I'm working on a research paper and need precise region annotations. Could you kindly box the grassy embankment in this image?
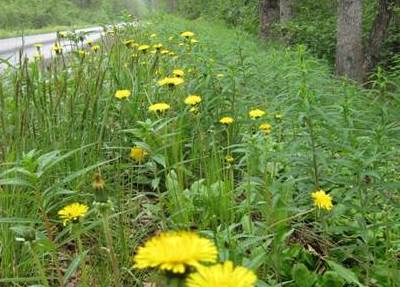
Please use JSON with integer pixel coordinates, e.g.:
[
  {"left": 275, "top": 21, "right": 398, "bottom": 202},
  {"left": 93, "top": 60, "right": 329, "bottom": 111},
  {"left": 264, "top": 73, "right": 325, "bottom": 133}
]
[{"left": 0, "top": 14, "right": 399, "bottom": 287}]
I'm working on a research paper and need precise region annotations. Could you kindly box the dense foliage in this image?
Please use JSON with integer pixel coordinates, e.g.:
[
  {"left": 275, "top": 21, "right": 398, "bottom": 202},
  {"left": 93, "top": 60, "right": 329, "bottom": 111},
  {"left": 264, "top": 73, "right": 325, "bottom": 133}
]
[
  {"left": 172, "top": 0, "right": 400, "bottom": 71},
  {"left": 0, "top": 14, "right": 399, "bottom": 286}
]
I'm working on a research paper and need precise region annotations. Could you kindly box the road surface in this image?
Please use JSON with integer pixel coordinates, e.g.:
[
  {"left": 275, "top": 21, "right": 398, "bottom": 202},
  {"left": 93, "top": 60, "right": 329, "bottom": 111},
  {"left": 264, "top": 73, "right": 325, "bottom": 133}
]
[{"left": 0, "top": 26, "right": 104, "bottom": 70}]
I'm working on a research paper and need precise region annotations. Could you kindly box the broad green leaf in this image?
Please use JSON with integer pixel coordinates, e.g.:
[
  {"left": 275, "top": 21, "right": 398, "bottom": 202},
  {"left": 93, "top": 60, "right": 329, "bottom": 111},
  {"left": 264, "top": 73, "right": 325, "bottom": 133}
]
[
  {"left": 327, "top": 260, "right": 365, "bottom": 287},
  {"left": 63, "top": 250, "right": 89, "bottom": 285}
]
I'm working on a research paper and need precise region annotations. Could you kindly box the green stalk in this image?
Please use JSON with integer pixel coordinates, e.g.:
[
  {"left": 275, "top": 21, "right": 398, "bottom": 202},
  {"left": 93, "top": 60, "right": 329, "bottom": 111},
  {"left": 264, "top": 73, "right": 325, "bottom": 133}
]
[
  {"left": 101, "top": 211, "right": 121, "bottom": 287},
  {"left": 28, "top": 242, "right": 49, "bottom": 287},
  {"left": 74, "top": 224, "right": 89, "bottom": 287}
]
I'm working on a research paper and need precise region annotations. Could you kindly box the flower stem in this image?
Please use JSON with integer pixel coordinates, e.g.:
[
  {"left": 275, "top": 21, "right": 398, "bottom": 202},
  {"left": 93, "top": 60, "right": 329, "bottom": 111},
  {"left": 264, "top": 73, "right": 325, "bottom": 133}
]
[
  {"left": 74, "top": 224, "right": 89, "bottom": 287},
  {"left": 102, "top": 211, "right": 121, "bottom": 287}
]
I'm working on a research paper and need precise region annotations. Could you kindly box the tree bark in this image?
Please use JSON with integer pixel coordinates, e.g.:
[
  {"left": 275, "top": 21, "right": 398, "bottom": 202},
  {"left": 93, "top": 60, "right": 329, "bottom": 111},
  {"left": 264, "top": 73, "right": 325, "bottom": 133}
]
[
  {"left": 364, "top": 0, "right": 397, "bottom": 74},
  {"left": 260, "top": 0, "right": 280, "bottom": 39},
  {"left": 280, "top": 0, "right": 293, "bottom": 23},
  {"left": 336, "top": 0, "right": 364, "bottom": 82},
  {"left": 168, "top": 0, "right": 177, "bottom": 12}
]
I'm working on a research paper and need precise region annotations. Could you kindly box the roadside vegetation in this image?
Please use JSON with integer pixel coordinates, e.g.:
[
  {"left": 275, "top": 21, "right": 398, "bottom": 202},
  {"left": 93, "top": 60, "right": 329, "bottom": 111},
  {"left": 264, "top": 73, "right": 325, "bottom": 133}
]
[
  {"left": 0, "top": 0, "right": 147, "bottom": 38},
  {"left": 0, "top": 12, "right": 400, "bottom": 287}
]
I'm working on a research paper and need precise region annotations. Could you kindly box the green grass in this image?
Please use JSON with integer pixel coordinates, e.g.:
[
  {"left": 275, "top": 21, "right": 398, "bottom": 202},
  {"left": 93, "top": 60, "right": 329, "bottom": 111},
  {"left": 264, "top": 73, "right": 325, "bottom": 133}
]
[{"left": 0, "top": 14, "right": 399, "bottom": 287}]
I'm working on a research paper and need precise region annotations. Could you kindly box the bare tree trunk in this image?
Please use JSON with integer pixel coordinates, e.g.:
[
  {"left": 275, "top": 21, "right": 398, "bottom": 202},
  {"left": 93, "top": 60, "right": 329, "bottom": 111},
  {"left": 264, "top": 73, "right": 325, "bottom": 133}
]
[
  {"left": 336, "top": 0, "right": 364, "bottom": 82},
  {"left": 364, "top": 0, "right": 397, "bottom": 73},
  {"left": 280, "top": 0, "right": 293, "bottom": 23},
  {"left": 168, "top": 0, "right": 177, "bottom": 12},
  {"left": 260, "top": 0, "right": 280, "bottom": 39}
]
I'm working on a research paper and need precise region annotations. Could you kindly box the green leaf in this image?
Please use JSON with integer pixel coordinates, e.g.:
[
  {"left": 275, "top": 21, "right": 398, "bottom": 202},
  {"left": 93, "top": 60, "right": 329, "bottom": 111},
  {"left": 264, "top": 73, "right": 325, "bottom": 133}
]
[
  {"left": 0, "top": 178, "right": 33, "bottom": 188},
  {"left": 327, "top": 260, "right": 365, "bottom": 287},
  {"left": 0, "top": 217, "right": 40, "bottom": 224},
  {"left": 320, "top": 271, "right": 345, "bottom": 287},
  {"left": 63, "top": 250, "right": 88, "bottom": 285},
  {"left": 292, "top": 263, "right": 317, "bottom": 287},
  {"left": 36, "top": 144, "right": 95, "bottom": 177}
]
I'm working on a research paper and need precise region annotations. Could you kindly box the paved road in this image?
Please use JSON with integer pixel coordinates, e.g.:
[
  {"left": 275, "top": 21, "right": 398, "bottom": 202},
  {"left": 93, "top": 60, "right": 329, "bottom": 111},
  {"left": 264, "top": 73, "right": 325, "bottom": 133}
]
[{"left": 0, "top": 26, "right": 104, "bottom": 70}]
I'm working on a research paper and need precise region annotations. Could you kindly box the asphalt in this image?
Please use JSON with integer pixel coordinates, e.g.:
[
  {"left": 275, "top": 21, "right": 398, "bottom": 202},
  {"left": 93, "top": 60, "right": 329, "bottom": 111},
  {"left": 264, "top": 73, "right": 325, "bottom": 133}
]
[{"left": 0, "top": 26, "right": 104, "bottom": 70}]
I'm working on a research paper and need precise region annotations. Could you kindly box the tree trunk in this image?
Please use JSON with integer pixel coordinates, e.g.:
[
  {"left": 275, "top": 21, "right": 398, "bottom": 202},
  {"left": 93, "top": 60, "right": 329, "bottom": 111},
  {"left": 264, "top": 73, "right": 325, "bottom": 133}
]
[
  {"left": 280, "top": 0, "right": 293, "bottom": 23},
  {"left": 336, "top": 0, "right": 364, "bottom": 82},
  {"left": 168, "top": 0, "right": 177, "bottom": 12},
  {"left": 364, "top": 0, "right": 396, "bottom": 74},
  {"left": 260, "top": 0, "right": 280, "bottom": 39}
]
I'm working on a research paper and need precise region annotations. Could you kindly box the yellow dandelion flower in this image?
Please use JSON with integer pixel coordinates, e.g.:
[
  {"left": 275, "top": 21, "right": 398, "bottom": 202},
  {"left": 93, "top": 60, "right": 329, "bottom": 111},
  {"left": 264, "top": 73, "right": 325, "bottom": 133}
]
[
  {"left": 91, "top": 45, "right": 100, "bottom": 53},
  {"left": 185, "top": 95, "right": 202, "bottom": 106},
  {"left": 114, "top": 90, "right": 131, "bottom": 100},
  {"left": 249, "top": 109, "right": 266, "bottom": 120},
  {"left": 138, "top": 45, "right": 151, "bottom": 52},
  {"left": 149, "top": 102, "right": 171, "bottom": 113},
  {"left": 158, "top": 77, "right": 184, "bottom": 87},
  {"left": 190, "top": 106, "right": 199, "bottom": 114},
  {"left": 34, "top": 53, "right": 43, "bottom": 61},
  {"left": 77, "top": 50, "right": 88, "bottom": 59},
  {"left": 173, "top": 69, "right": 185, "bottom": 78},
  {"left": 181, "top": 31, "right": 195, "bottom": 38},
  {"left": 52, "top": 43, "right": 63, "bottom": 55},
  {"left": 186, "top": 261, "right": 257, "bottom": 287},
  {"left": 130, "top": 147, "right": 149, "bottom": 162},
  {"left": 311, "top": 190, "right": 333, "bottom": 211},
  {"left": 219, "top": 117, "right": 234, "bottom": 125},
  {"left": 59, "top": 31, "right": 68, "bottom": 38},
  {"left": 153, "top": 43, "right": 163, "bottom": 50},
  {"left": 86, "top": 40, "right": 94, "bottom": 47},
  {"left": 225, "top": 155, "right": 234, "bottom": 163},
  {"left": 123, "top": 39, "right": 135, "bottom": 48},
  {"left": 133, "top": 231, "right": 218, "bottom": 274},
  {"left": 259, "top": 123, "right": 272, "bottom": 135},
  {"left": 58, "top": 203, "right": 89, "bottom": 226}
]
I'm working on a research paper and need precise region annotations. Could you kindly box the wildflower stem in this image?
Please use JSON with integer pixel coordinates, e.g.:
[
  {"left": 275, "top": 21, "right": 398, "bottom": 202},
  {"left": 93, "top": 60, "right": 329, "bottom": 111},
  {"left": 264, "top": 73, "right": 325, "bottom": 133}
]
[
  {"left": 75, "top": 224, "right": 89, "bottom": 287},
  {"left": 305, "top": 117, "right": 320, "bottom": 189},
  {"left": 101, "top": 211, "right": 121, "bottom": 287}
]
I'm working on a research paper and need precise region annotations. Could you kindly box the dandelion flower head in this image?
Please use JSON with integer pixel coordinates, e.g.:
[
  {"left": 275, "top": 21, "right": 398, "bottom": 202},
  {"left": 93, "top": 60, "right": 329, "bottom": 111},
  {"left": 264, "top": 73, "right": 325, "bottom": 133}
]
[
  {"left": 219, "top": 117, "right": 234, "bottom": 125},
  {"left": 186, "top": 261, "right": 257, "bottom": 287},
  {"left": 114, "top": 90, "right": 131, "bottom": 100},
  {"left": 58, "top": 203, "right": 89, "bottom": 226},
  {"left": 249, "top": 109, "right": 266, "bottom": 120},
  {"left": 149, "top": 102, "right": 171, "bottom": 113},
  {"left": 185, "top": 95, "right": 202, "bottom": 106},
  {"left": 133, "top": 231, "right": 218, "bottom": 274},
  {"left": 158, "top": 77, "right": 185, "bottom": 87},
  {"left": 312, "top": 189, "right": 333, "bottom": 211},
  {"left": 181, "top": 31, "right": 195, "bottom": 38},
  {"left": 130, "top": 147, "right": 149, "bottom": 162}
]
